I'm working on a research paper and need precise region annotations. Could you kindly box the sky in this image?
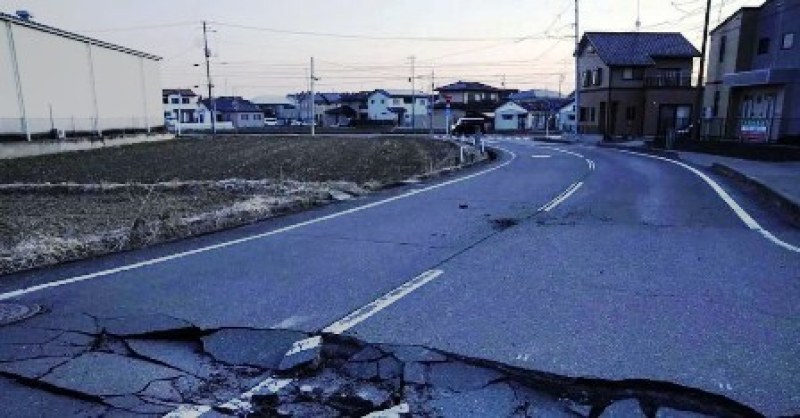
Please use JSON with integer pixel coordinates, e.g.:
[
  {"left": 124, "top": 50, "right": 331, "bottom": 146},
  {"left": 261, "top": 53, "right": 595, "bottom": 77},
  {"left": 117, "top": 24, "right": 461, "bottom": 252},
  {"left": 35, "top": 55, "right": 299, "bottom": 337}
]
[{"left": 2, "top": 0, "right": 764, "bottom": 100}]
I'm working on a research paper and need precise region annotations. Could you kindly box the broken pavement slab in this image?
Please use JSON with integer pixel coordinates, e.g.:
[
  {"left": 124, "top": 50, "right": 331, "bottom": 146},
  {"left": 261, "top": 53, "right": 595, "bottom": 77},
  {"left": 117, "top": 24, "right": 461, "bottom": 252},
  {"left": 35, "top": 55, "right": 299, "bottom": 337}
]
[
  {"left": 100, "top": 313, "right": 197, "bottom": 337},
  {"left": 40, "top": 352, "right": 185, "bottom": 396},
  {"left": 202, "top": 328, "right": 307, "bottom": 369}
]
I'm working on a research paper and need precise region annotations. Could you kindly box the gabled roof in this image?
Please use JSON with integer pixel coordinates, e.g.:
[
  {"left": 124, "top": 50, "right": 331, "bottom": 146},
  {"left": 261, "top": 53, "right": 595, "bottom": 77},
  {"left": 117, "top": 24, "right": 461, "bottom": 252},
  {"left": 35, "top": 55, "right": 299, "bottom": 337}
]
[
  {"left": 371, "top": 89, "right": 429, "bottom": 98},
  {"left": 199, "top": 96, "right": 261, "bottom": 113},
  {"left": 339, "top": 91, "right": 371, "bottom": 102},
  {"left": 578, "top": 32, "right": 700, "bottom": 66},
  {"left": 163, "top": 89, "right": 197, "bottom": 97},
  {"left": 435, "top": 81, "right": 502, "bottom": 92}
]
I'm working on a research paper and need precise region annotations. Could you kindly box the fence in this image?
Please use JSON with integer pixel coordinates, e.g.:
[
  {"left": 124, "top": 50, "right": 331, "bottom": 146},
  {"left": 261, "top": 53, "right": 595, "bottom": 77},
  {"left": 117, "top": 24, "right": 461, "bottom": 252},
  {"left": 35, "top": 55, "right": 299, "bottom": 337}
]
[{"left": 0, "top": 117, "right": 165, "bottom": 141}]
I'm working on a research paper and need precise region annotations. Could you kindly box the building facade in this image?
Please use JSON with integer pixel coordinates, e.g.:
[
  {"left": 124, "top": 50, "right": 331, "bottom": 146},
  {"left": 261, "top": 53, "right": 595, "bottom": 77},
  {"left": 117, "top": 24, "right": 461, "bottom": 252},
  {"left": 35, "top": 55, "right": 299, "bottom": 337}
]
[
  {"left": 575, "top": 32, "right": 700, "bottom": 139},
  {"left": 198, "top": 97, "right": 264, "bottom": 129},
  {"left": 704, "top": 0, "right": 799, "bottom": 143},
  {"left": 162, "top": 89, "right": 199, "bottom": 124},
  {"left": 0, "top": 12, "right": 163, "bottom": 139},
  {"left": 367, "top": 90, "right": 430, "bottom": 127}
]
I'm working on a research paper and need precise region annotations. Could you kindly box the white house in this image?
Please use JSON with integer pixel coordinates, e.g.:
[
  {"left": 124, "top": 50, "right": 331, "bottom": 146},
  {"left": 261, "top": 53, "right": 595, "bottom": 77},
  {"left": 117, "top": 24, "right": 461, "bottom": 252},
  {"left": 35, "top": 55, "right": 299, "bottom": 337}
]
[
  {"left": 557, "top": 100, "right": 576, "bottom": 133},
  {"left": 162, "top": 89, "right": 199, "bottom": 123},
  {"left": 0, "top": 12, "right": 162, "bottom": 139},
  {"left": 494, "top": 102, "right": 530, "bottom": 131},
  {"left": 367, "top": 89, "right": 430, "bottom": 127}
]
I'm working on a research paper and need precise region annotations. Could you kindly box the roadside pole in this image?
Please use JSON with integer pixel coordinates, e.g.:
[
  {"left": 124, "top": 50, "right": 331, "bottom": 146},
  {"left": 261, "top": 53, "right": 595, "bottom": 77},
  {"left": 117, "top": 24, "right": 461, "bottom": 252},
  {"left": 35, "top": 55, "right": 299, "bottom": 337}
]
[
  {"left": 310, "top": 57, "right": 315, "bottom": 137},
  {"left": 409, "top": 55, "right": 416, "bottom": 131},
  {"left": 429, "top": 68, "right": 435, "bottom": 137},
  {"left": 176, "top": 92, "right": 182, "bottom": 137},
  {"left": 202, "top": 21, "right": 216, "bottom": 137},
  {"left": 445, "top": 95, "right": 451, "bottom": 138},
  {"left": 692, "top": 0, "right": 712, "bottom": 141},
  {"left": 574, "top": 0, "right": 581, "bottom": 142}
]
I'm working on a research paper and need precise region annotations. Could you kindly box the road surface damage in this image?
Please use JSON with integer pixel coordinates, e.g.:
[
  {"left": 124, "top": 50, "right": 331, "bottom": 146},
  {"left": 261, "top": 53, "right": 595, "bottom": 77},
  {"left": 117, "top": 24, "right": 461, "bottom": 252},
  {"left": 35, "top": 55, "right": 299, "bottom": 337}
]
[{"left": 0, "top": 312, "right": 760, "bottom": 417}]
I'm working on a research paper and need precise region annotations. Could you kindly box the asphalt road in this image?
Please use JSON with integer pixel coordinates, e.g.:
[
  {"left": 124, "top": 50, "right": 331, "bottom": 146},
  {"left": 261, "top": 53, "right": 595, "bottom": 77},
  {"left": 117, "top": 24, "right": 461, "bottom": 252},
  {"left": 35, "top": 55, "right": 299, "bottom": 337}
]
[{"left": 1, "top": 138, "right": 798, "bottom": 416}]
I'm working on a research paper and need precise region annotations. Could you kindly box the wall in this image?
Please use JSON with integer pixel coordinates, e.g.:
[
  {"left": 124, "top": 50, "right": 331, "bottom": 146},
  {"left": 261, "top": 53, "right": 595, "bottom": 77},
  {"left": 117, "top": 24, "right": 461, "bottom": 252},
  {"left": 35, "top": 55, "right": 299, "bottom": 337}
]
[
  {"left": 367, "top": 92, "right": 396, "bottom": 121},
  {"left": 0, "top": 17, "right": 162, "bottom": 137}
]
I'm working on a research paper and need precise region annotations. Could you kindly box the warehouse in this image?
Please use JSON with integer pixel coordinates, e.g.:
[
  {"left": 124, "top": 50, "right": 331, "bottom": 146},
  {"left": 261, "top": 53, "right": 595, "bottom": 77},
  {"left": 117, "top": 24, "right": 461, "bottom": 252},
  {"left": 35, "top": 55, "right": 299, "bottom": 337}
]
[{"left": 0, "top": 12, "right": 163, "bottom": 140}]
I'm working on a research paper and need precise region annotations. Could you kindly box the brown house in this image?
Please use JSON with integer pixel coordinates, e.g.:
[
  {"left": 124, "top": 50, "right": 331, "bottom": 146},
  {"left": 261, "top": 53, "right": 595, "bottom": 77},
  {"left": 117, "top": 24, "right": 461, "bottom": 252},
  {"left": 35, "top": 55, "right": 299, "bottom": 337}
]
[{"left": 575, "top": 32, "right": 701, "bottom": 139}]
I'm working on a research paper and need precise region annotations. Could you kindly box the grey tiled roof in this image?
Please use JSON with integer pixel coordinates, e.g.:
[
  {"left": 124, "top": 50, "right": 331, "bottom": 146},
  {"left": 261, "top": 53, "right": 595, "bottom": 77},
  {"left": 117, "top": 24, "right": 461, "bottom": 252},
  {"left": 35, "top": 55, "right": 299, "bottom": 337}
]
[
  {"left": 435, "top": 81, "right": 502, "bottom": 92},
  {"left": 582, "top": 32, "right": 700, "bottom": 66}
]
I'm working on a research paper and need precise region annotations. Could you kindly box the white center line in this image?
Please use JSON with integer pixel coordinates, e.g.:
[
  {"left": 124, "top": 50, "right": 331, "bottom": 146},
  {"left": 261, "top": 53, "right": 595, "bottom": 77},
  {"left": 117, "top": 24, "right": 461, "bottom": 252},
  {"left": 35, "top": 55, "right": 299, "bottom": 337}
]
[
  {"left": 531, "top": 154, "right": 552, "bottom": 158},
  {"left": 322, "top": 269, "right": 445, "bottom": 334}
]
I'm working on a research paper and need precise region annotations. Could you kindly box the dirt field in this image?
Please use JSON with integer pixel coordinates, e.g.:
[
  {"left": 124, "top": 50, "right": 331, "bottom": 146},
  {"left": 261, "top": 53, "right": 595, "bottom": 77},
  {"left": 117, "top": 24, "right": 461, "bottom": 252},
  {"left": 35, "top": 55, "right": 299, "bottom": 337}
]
[{"left": 0, "top": 136, "right": 470, "bottom": 275}]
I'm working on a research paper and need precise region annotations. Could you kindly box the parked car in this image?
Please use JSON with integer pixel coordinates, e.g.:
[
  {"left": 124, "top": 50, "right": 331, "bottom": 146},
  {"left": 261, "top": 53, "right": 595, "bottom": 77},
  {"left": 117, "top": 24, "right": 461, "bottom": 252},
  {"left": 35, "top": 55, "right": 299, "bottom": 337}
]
[
  {"left": 451, "top": 118, "right": 486, "bottom": 135},
  {"left": 264, "top": 118, "right": 279, "bottom": 126}
]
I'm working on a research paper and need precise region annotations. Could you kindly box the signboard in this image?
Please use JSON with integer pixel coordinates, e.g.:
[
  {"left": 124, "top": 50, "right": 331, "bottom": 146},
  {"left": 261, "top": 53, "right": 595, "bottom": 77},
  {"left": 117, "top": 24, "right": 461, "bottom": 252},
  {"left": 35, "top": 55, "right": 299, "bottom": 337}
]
[{"left": 739, "top": 119, "right": 769, "bottom": 143}]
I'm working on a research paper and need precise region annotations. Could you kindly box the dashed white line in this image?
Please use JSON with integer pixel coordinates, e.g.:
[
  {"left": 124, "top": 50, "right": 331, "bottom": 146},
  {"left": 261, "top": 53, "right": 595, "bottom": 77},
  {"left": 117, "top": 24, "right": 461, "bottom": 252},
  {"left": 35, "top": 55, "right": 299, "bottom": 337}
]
[
  {"left": 322, "top": 269, "right": 445, "bottom": 334},
  {"left": 0, "top": 148, "right": 516, "bottom": 302},
  {"left": 618, "top": 149, "right": 800, "bottom": 253},
  {"left": 531, "top": 154, "right": 552, "bottom": 158}
]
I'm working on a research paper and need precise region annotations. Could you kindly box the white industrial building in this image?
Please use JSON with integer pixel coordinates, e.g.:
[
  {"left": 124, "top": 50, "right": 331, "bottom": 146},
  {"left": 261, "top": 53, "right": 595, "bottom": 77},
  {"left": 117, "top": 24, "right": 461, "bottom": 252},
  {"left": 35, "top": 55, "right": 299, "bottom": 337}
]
[{"left": 0, "top": 12, "right": 163, "bottom": 140}]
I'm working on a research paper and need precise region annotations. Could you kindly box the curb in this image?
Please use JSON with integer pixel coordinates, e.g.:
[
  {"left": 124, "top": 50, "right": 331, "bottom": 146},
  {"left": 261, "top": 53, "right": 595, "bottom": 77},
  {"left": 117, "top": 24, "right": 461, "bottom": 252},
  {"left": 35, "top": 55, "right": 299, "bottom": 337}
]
[{"left": 711, "top": 163, "right": 800, "bottom": 226}]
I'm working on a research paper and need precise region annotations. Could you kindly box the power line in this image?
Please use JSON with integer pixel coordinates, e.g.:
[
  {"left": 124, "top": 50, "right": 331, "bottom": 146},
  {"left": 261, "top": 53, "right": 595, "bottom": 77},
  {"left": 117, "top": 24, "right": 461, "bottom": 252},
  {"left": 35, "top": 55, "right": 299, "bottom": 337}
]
[{"left": 73, "top": 21, "right": 197, "bottom": 33}]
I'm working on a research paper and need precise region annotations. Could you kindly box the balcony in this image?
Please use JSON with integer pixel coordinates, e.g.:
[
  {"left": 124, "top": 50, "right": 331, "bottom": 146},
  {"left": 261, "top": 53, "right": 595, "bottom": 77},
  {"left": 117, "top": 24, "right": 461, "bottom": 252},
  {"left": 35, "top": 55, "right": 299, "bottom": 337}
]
[{"left": 644, "top": 74, "right": 693, "bottom": 88}]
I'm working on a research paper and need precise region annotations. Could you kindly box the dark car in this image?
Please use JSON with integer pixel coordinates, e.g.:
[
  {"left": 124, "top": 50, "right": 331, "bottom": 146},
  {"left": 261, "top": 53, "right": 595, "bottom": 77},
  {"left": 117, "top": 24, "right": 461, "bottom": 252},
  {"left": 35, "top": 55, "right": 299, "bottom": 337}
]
[{"left": 451, "top": 118, "right": 486, "bottom": 136}]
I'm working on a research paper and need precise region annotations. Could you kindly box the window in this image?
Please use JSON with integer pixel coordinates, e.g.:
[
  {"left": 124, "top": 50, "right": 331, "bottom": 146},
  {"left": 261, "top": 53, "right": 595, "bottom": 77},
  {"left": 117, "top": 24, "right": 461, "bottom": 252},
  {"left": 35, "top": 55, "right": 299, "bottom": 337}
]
[
  {"left": 394, "top": 98, "right": 402, "bottom": 105},
  {"left": 241, "top": 114, "right": 249, "bottom": 120},
  {"left": 594, "top": 68, "right": 603, "bottom": 86},
  {"left": 254, "top": 114, "right": 262, "bottom": 120},
  {"left": 182, "top": 98, "right": 190, "bottom": 104},
  {"left": 582, "top": 70, "right": 591, "bottom": 87},
  {"left": 403, "top": 97, "right": 412, "bottom": 104},
  {"left": 502, "top": 114, "right": 514, "bottom": 120},
  {"left": 712, "top": 91, "right": 720, "bottom": 117},
  {"left": 380, "top": 99, "right": 385, "bottom": 104},
  {"left": 782, "top": 33, "right": 794, "bottom": 49},
  {"left": 171, "top": 98, "right": 179, "bottom": 104},
  {"left": 589, "top": 107, "right": 596, "bottom": 122},
  {"left": 579, "top": 107, "right": 588, "bottom": 122},
  {"left": 370, "top": 99, "right": 375, "bottom": 104},
  {"left": 622, "top": 68, "right": 634, "bottom": 80},
  {"left": 162, "top": 97, "right": 168, "bottom": 104},
  {"left": 757, "top": 37, "right": 770, "bottom": 54},
  {"left": 625, "top": 106, "right": 636, "bottom": 121},
  {"left": 718, "top": 36, "right": 727, "bottom": 62}
]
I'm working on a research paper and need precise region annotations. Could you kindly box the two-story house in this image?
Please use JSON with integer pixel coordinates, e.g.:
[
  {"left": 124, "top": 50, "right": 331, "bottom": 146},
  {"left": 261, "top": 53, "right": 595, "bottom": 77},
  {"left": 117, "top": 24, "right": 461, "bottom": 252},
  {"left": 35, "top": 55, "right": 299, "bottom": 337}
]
[
  {"left": 575, "top": 32, "right": 700, "bottom": 139},
  {"left": 430, "top": 81, "right": 516, "bottom": 131},
  {"left": 704, "top": 0, "right": 799, "bottom": 143},
  {"left": 162, "top": 89, "right": 199, "bottom": 124},
  {"left": 198, "top": 96, "right": 264, "bottom": 129},
  {"left": 367, "top": 90, "right": 430, "bottom": 127}
]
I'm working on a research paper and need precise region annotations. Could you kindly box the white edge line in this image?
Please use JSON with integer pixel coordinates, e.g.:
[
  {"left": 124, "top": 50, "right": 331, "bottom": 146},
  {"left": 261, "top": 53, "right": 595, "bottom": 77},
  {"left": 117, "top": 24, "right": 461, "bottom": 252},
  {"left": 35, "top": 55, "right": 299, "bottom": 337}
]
[
  {"left": 321, "top": 269, "right": 444, "bottom": 335},
  {"left": 215, "top": 377, "right": 294, "bottom": 414},
  {"left": 0, "top": 149, "right": 517, "bottom": 301},
  {"left": 618, "top": 149, "right": 800, "bottom": 253}
]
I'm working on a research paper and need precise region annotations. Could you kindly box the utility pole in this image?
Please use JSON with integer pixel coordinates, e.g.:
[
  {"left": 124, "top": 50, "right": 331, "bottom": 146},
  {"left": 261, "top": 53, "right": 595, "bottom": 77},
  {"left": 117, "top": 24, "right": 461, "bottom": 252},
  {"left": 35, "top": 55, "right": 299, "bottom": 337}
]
[
  {"left": 574, "top": 0, "right": 581, "bottom": 138},
  {"left": 430, "top": 67, "right": 435, "bottom": 136},
  {"left": 310, "top": 56, "right": 316, "bottom": 137},
  {"left": 501, "top": 74, "right": 506, "bottom": 88},
  {"left": 692, "top": 0, "right": 712, "bottom": 141},
  {"left": 558, "top": 73, "right": 565, "bottom": 97},
  {"left": 202, "top": 21, "right": 216, "bottom": 136},
  {"left": 409, "top": 55, "right": 416, "bottom": 130}
]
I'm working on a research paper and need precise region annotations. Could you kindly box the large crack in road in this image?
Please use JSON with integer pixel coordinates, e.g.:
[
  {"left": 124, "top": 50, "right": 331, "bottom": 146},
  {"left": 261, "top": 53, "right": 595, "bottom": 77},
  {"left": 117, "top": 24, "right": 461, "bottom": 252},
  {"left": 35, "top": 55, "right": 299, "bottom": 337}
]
[{"left": 0, "top": 311, "right": 761, "bottom": 417}]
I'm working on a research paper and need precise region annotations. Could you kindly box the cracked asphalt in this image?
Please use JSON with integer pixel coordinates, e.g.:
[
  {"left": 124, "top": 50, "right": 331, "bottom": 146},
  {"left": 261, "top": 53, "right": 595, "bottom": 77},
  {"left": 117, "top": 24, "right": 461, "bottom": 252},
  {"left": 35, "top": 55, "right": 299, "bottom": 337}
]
[{"left": 0, "top": 138, "right": 798, "bottom": 417}]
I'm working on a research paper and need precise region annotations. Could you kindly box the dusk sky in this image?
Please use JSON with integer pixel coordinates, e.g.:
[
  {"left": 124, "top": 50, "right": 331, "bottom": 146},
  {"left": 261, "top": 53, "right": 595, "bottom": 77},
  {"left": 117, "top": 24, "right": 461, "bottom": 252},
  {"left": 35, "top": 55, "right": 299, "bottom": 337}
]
[{"left": 3, "top": 0, "right": 761, "bottom": 99}]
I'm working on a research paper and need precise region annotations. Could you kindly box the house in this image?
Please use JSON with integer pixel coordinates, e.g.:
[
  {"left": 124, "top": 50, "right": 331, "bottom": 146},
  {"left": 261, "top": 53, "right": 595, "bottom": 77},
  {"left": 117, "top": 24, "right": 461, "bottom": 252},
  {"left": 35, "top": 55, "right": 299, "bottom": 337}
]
[
  {"left": 575, "top": 32, "right": 700, "bottom": 139},
  {"left": 493, "top": 98, "right": 573, "bottom": 132},
  {"left": 198, "top": 96, "right": 264, "bottom": 129},
  {"left": 288, "top": 92, "right": 343, "bottom": 126},
  {"left": 367, "top": 90, "right": 430, "bottom": 127},
  {"left": 324, "top": 91, "right": 370, "bottom": 126},
  {"left": 0, "top": 12, "right": 162, "bottom": 139},
  {"left": 703, "top": 0, "right": 799, "bottom": 143},
  {"left": 434, "top": 81, "right": 516, "bottom": 105},
  {"left": 162, "top": 89, "right": 199, "bottom": 124},
  {"left": 557, "top": 100, "right": 576, "bottom": 133},
  {"left": 494, "top": 102, "right": 530, "bottom": 131},
  {"left": 251, "top": 96, "right": 298, "bottom": 124}
]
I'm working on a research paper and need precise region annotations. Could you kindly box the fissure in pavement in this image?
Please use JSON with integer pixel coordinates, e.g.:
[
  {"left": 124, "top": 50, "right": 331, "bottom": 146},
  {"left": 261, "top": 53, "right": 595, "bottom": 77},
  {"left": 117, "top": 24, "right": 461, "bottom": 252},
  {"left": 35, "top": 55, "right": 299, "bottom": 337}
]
[{"left": 0, "top": 312, "right": 762, "bottom": 417}]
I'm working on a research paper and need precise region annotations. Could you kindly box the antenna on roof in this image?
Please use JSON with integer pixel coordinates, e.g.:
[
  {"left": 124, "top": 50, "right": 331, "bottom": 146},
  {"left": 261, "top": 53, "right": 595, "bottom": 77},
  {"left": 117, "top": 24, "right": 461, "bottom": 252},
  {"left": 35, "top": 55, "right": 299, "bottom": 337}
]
[
  {"left": 15, "top": 10, "right": 33, "bottom": 21},
  {"left": 635, "top": 0, "right": 641, "bottom": 31}
]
